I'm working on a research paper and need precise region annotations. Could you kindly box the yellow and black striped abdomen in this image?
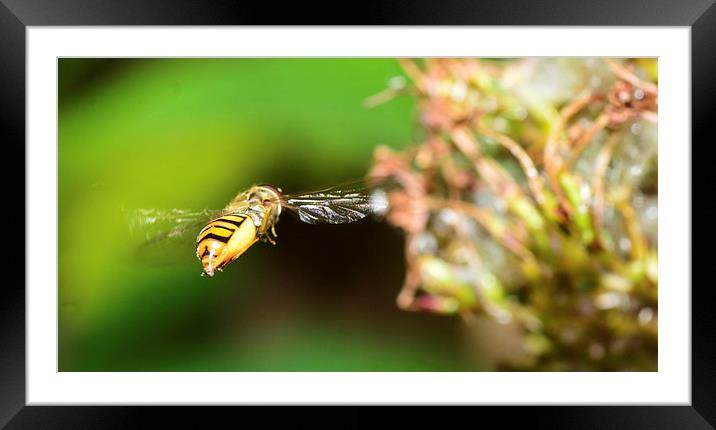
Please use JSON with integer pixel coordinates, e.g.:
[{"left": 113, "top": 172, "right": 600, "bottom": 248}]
[{"left": 196, "top": 213, "right": 258, "bottom": 277}]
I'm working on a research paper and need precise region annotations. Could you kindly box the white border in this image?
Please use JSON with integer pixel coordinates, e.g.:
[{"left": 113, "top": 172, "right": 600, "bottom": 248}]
[{"left": 28, "top": 27, "right": 690, "bottom": 404}]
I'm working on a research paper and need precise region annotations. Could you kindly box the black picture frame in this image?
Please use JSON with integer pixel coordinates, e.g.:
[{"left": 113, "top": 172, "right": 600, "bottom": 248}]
[{"left": 2, "top": 0, "right": 713, "bottom": 427}]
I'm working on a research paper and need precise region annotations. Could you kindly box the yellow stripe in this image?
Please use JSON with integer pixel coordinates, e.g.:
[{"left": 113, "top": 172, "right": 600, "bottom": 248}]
[
  {"left": 197, "top": 229, "right": 225, "bottom": 241},
  {"left": 197, "top": 225, "right": 234, "bottom": 242},
  {"left": 213, "top": 220, "right": 243, "bottom": 231},
  {"left": 208, "top": 225, "right": 234, "bottom": 236},
  {"left": 220, "top": 214, "right": 246, "bottom": 223}
]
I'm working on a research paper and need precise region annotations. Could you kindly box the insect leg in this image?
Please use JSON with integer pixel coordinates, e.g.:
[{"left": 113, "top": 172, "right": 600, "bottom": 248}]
[{"left": 259, "top": 228, "right": 278, "bottom": 245}]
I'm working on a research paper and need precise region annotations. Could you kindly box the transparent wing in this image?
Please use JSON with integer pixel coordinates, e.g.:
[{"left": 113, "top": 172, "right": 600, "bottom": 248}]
[
  {"left": 283, "top": 178, "right": 396, "bottom": 225},
  {"left": 124, "top": 208, "right": 222, "bottom": 266}
]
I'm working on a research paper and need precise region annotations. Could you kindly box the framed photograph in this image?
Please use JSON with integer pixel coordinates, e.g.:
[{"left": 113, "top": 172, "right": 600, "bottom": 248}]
[{"left": 3, "top": 0, "right": 714, "bottom": 426}]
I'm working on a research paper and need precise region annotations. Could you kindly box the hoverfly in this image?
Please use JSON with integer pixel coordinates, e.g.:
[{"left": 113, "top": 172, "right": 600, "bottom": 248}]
[{"left": 127, "top": 179, "right": 392, "bottom": 277}]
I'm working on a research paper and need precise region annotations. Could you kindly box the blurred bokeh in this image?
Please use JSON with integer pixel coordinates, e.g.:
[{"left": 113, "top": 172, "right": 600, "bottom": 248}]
[
  {"left": 367, "top": 58, "right": 657, "bottom": 371},
  {"left": 59, "top": 58, "right": 657, "bottom": 372},
  {"left": 59, "top": 58, "right": 474, "bottom": 371}
]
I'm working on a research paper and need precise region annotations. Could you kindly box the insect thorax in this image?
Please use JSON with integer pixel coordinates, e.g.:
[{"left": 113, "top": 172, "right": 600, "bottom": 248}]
[{"left": 226, "top": 185, "right": 282, "bottom": 237}]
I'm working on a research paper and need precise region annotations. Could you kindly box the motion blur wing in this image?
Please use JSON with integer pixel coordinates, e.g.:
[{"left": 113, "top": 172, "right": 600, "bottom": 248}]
[
  {"left": 283, "top": 179, "right": 393, "bottom": 225},
  {"left": 124, "top": 208, "right": 222, "bottom": 265}
]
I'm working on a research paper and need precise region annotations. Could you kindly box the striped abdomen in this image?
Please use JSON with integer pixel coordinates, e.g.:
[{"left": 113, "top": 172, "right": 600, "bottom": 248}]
[{"left": 196, "top": 213, "right": 258, "bottom": 277}]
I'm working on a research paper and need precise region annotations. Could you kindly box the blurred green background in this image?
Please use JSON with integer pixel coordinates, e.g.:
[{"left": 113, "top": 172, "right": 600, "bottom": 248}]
[{"left": 59, "top": 58, "right": 478, "bottom": 371}]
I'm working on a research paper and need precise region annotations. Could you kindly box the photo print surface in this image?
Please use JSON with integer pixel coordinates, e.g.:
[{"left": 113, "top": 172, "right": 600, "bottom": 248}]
[{"left": 58, "top": 58, "right": 658, "bottom": 372}]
